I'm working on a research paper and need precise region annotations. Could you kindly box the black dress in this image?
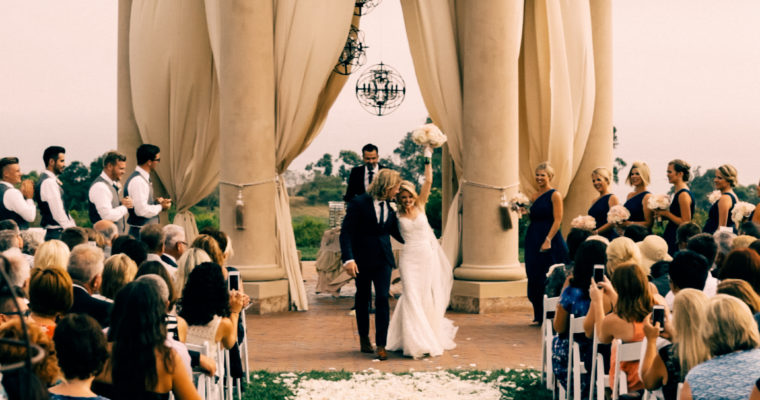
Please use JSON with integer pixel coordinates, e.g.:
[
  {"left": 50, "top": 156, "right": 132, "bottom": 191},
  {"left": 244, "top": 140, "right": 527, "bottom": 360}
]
[
  {"left": 525, "top": 189, "right": 569, "bottom": 322},
  {"left": 703, "top": 192, "right": 737, "bottom": 234},
  {"left": 623, "top": 191, "right": 650, "bottom": 229},
  {"left": 663, "top": 188, "right": 694, "bottom": 255},
  {"left": 588, "top": 193, "right": 618, "bottom": 241}
]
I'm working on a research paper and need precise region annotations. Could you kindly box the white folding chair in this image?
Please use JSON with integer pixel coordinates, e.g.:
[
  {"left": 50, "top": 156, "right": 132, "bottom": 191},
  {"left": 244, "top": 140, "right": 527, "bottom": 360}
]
[
  {"left": 611, "top": 339, "right": 649, "bottom": 400},
  {"left": 240, "top": 307, "right": 250, "bottom": 384},
  {"left": 564, "top": 315, "right": 588, "bottom": 400},
  {"left": 222, "top": 347, "right": 233, "bottom": 400},
  {"left": 185, "top": 341, "right": 223, "bottom": 400},
  {"left": 588, "top": 329, "right": 609, "bottom": 400},
  {"left": 541, "top": 295, "right": 560, "bottom": 391}
]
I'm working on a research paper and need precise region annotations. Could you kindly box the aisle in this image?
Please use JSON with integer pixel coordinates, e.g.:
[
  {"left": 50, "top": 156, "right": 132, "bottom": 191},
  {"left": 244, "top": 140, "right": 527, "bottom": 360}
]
[{"left": 244, "top": 261, "right": 541, "bottom": 372}]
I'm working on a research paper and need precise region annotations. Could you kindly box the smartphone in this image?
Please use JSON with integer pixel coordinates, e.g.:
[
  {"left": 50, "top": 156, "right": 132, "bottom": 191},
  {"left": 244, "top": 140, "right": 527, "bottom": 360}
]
[
  {"left": 652, "top": 305, "right": 665, "bottom": 331},
  {"left": 593, "top": 264, "right": 605, "bottom": 284},
  {"left": 228, "top": 270, "right": 240, "bottom": 291}
]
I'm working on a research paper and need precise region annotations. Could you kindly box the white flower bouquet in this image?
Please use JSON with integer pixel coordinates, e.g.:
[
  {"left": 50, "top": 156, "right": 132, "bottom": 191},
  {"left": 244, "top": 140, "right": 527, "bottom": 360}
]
[
  {"left": 732, "top": 201, "right": 755, "bottom": 227},
  {"left": 607, "top": 205, "right": 631, "bottom": 225},
  {"left": 647, "top": 193, "right": 670, "bottom": 222},
  {"left": 411, "top": 123, "right": 447, "bottom": 148},
  {"left": 571, "top": 215, "right": 597, "bottom": 231},
  {"left": 707, "top": 190, "right": 722, "bottom": 205},
  {"left": 508, "top": 192, "right": 531, "bottom": 218}
]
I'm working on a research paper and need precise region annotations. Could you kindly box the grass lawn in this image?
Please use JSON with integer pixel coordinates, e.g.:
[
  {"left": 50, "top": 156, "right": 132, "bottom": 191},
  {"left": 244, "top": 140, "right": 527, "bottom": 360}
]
[{"left": 242, "top": 369, "right": 551, "bottom": 400}]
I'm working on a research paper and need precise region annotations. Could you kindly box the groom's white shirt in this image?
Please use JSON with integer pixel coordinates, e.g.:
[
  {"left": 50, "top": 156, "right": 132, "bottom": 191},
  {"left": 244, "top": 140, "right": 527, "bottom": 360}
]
[{"left": 343, "top": 197, "right": 390, "bottom": 266}]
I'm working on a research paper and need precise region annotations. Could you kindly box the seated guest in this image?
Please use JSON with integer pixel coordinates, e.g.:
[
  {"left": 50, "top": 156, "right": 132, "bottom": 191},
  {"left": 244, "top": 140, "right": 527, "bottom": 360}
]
[
  {"left": 686, "top": 233, "right": 719, "bottom": 273},
  {"left": 665, "top": 250, "right": 712, "bottom": 308},
  {"left": 649, "top": 260, "right": 671, "bottom": 297},
  {"left": 751, "top": 239, "right": 760, "bottom": 257},
  {"left": 640, "top": 289, "right": 710, "bottom": 400},
  {"left": 0, "top": 224, "right": 21, "bottom": 252},
  {"left": 34, "top": 239, "right": 70, "bottom": 270},
  {"left": 93, "top": 220, "right": 118, "bottom": 257},
  {"left": 161, "top": 224, "right": 186, "bottom": 268},
  {"left": 135, "top": 275, "right": 190, "bottom": 369},
  {"left": 718, "top": 279, "right": 760, "bottom": 328},
  {"left": 111, "top": 236, "right": 148, "bottom": 266},
  {"left": 0, "top": 319, "right": 61, "bottom": 387},
  {"left": 61, "top": 227, "right": 88, "bottom": 251},
  {"left": 683, "top": 295, "right": 760, "bottom": 400},
  {"left": 173, "top": 248, "right": 211, "bottom": 296},
  {"left": 623, "top": 224, "right": 648, "bottom": 243},
  {"left": 675, "top": 222, "right": 701, "bottom": 252},
  {"left": 719, "top": 248, "right": 760, "bottom": 295},
  {"left": 190, "top": 234, "right": 225, "bottom": 267},
  {"left": 740, "top": 221, "right": 760, "bottom": 239},
  {"left": 101, "top": 279, "right": 200, "bottom": 400},
  {"left": 29, "top": 267, "right": 73, "bottom": 338},
  {"left": 732, "top": 234, "right": 756, "bottom": 250},
  {"left": 713, "top": 229, "right": 736, "bottom": 275},
  {"left": 99, "top": 254, "right": 138, "bottom": 301},
  {"left": 137, "top": 261, "right": 179, "bottom": 314},
  {"left": 67, "top": 244, "right": 112, "bottom": 327},
  {"left": 606, "top": 237, "right": 642, "bottom": 276},
  {"left": 0, "top": 283, "right": 28, "bottom": 324},
  {"left": 84, "top": 227, "right": 106, "bottom": 250},
  {"left": 637, "top": 235, "right": 672, "bottom": 277},
  {"left": 2, "top": 247, "right": 31, "bottom": 292},
  {"left": 20, "top": 228, "right": 41, "bottom": 257},
  {"left": 48, "top": 314, "right": 109, "bottom": 400},
  {"left": 140, "top": 224, "right": 174, "bottom": 276}
]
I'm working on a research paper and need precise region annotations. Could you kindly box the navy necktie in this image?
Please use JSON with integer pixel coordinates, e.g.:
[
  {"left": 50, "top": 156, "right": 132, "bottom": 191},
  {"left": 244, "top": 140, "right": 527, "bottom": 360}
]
[
  {"left": 379, "top": 201, "right": 385, "bottom": 225},
  {"left": 368, "top": 168, "right": 374, "bottom": 184}
]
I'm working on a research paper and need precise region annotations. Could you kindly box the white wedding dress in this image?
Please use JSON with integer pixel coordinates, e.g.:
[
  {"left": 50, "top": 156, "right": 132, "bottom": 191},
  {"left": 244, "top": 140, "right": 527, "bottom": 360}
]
[{"left": 386, "top": 210, "right": 458, "bottom": 358}]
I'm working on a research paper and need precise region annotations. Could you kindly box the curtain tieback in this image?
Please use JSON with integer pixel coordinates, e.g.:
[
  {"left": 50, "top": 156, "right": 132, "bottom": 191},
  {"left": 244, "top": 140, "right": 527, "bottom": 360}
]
[
  {"left": 220, "top": 177, "right": 279, "bottom": 230},
  {"left": 461, "top": 179, "right": 521, "bottom": 231}
]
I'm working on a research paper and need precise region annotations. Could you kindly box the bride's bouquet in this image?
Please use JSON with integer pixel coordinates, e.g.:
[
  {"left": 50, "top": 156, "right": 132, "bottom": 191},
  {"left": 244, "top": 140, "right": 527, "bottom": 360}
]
[
  {"left": 607, "top": 205, "right": 630, "bottom": 225},
  {"left": 707, "top": 190, "right": 722, "bottom": 205},
  {"left": 508, "top": 192, "right": 531, "bottom": 219},
  {"left": 571, "top": 215, "right": 597, "bottom": 231},
  {"left": 732, "top": 201, "right": 755, "bottom": 227},
  {"left": 647, "top": 194, "right": 670, "bottom": 223},
  {"left": 411, "top": 123, "right": 447, "bottom": 148}
]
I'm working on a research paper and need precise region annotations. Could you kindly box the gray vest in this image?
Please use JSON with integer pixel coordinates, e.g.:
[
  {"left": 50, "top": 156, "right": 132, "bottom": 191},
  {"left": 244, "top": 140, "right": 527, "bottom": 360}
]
[
  {"left": 88, "top": 175, "right": 125, "bottom": 233},
  {"left": 124, "top": 170, "right": 158, "bottom": 227}
]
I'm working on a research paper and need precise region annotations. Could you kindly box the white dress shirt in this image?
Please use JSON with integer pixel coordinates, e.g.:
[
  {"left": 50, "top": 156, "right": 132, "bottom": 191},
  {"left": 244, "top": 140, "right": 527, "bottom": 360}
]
[
  {"left": 128, "top": 166, "right": 162, "bottom": 219},
  {"left": 39, "top": 170, "right": 75, "bottom": 228},
  {"left": 1, "top": 181, "right": 36, "bottom": 222},
  {"left": 373, "top": 199, "right": 389, "bottom": 224},
  {"left": 146, "top": 253, "right": 177, "bottom": 277},
  {"left": 89, "top": 172, "right": 128, "bottom": 222},
  {"left": 364, "top": 165, "right": 379, "bottom": 191}
]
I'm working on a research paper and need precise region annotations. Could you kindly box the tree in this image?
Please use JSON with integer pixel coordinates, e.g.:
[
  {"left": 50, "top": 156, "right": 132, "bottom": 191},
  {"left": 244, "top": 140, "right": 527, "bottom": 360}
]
[
  {"left": 58, "top": 161, "right": 91, "bottom": 212},
  {"left": 337, "top": 150, "right": 361, "bottom": 181},
  {"left": 306, "top": 153, "right": 333, "bottom": 176},
  {"left": 296, "top": 173, "right": 345, "bottom": 205},
  {"left": 612, "top": 126, "right": 627, "bottom": 184}
]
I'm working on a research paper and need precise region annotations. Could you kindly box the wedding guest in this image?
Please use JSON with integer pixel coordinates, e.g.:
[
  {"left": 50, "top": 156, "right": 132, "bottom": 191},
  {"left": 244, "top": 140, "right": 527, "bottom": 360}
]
[
  {"left": 640, "top": 289, "right": 710, "bottom": 400},
  {"left": 588, "top": 167, "right": 619, "bottom": 240},
  {"left": 732, "top": 234, "right": 756, "bottom": 250},
  {"left": 657, "top": 160, "right": 694, "bottom": 255},
  {"left": 675, "top": 222, "right": 701, "bottom": 251},
  {"left": 99, "top": 254, "right": 138, "bottom": 301},
  {"left": 344, "top": 143, "right": 383, "bottom": 202},
  {"left": 140, "top": 224, "right": 174, "bottom": 276},
  {"left": 190, "top": 234, "right": 225, "bottom": 269},
  {"left": 752, "top": 177, "right": 760, "bottom": 225},
  {"left": 60, "top": 226, "right": 87, "bottom": 251},
  {"left": 111, "top": 236, "right": 148, "bottom": 266},
  {"left": 0, "top": 319, "right": 61, "bottom": 386},
  {"left": 48, "top": 314, "right": 109, "bottom": 400},
  {"left": 88, "top": 151, "right": 132, "bottom": 234},
  {"left": 637, "top": 235, "right": 672, "bottom": 278},
  {"left": 93, "top": 220, "right": 118, "bottom": 257},
  {"left": 2, "top": 248, "right": 31, "bottom": 292},
  {"left": 35, "top": 146, "right": 75, "bottom": 240},
  {"left": 605, "top": 237, "right": 641, "bottom": 277},
  {"left": 20, "top": 229, "right": 41, "bottom": 258},
  {"left": 682, "top": 295, "right": 760, "bottom": 400},
  {"left": 84, "top": 227, "right": 106, "bottom": 249},
  {"left": 28, "top": 266, "right": 73, "bottom": 338},
  {"left": 718, "top": 248, "right": 760, "bottom": 295},
  {"left": 173, "top": 248, "right": 211, "bottom": 297},
  {"left": 622, "top": 161, "right": 653, "bottom": 231},
  {"left": 161, "top": 224, "right": 186, "bottom": 268},
  {"left": 703, "top": 164, "right": 739, "bottom": 234},
  {"left": 124, "top": 144, "right": 171, "bottom": 238},
  {"left": 717, "top": 279, "right": 760, "bottom": 328},
  {"left": 0, "top": 157, "right": 36, "bottom": 230},
  {"left": 68, "top": 244, "right": 112, "bottom": 328},
  {"left": 623, "top": 224, "right": 648, "bottom": 243},
  {"left": 739, "top": 221, "right": 760, "bottom": 238},
  {"left": 524, "top": 162, "right": 569, "bottom": 323},
  {"left": 664, "top": 250, "right": 712, "bottom": 309}
]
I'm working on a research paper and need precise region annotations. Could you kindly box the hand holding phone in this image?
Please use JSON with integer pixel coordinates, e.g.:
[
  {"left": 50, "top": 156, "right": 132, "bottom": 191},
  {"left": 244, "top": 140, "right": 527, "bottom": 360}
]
[
  {"left": 593, "top": 264, "right": 605, "bottom": 286},
  {"left": 228, "top": 271, "right": 240, "bottom": 291},
  {"left": 652, "top": 305, "right": 665, "bottom": 332}
]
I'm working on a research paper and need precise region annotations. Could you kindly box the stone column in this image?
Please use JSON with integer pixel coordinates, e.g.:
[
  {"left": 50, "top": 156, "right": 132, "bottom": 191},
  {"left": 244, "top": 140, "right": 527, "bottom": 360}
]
[
  {"left": 562, "top": 0, "right": 613, "bottom": 234},
  {"left": 450, "top": 0, "right": 527, "bottom": 313},
  {"left": 216, "top": 0, "right": 288, "bottom": 313},
  {"left": 117, "top": 0, "right": 141, "bottom": 181}
]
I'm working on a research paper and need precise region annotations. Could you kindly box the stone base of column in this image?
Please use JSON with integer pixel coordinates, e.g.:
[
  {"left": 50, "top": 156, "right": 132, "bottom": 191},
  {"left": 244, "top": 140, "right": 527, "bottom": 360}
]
[
  {"left": 242, "top": 279, "right": 289, "bottom": 314},
  {"left": 449, "top": 279, "right": 528, "bottom": 314}
]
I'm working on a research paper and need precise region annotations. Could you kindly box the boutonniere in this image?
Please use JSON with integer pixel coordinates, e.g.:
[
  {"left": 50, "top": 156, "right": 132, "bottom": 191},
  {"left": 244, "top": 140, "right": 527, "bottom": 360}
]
[{"left": 388, "top": 201, "right": 398, "bottom": 212}]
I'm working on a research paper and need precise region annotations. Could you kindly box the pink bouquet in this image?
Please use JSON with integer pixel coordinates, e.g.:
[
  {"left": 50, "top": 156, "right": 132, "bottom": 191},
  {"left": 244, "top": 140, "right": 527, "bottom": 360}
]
[
  {"left": 571, "top": 215, "right": 597, "bottom": 231},
  {"left": 607, "top": 205, "right": 630, "bottom": 225}
]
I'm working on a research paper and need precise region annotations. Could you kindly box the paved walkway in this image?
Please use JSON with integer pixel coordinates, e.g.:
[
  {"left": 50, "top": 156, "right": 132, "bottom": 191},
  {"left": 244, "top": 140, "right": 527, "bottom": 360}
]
[{"left": 244, "top": 262, "right": 542, "bottom": 372}]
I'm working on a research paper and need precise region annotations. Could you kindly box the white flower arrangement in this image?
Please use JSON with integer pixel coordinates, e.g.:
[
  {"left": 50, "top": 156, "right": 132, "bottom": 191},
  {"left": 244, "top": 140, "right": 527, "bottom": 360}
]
[
  {"left": 707, "top": 190, "right": 722, "bottom": 205},
  {"left": 571, "top": 215, "right": 597, "bottom": 231},
  {"left": 647, "top": 193, "right": 670, "bottom": 223},
  {"left": 508, "top": 192, "right": 531, "bottom": 218},
  {"left": 411, "top": 123, "right": 448, "bottom": 148},
  {"left": 732, "top": 201, "right": 755, "bottom": 227},
  {"left": 607, "top": 205, "right": 631, "bottom": 225}
]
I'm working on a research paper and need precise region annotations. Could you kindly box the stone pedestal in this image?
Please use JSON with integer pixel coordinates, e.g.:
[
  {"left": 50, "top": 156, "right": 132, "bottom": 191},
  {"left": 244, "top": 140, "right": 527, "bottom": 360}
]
[
  {"left": 450, "top": 279, "right": 528, "bottom": 314},
  {"left": 243, "top": 280, "right": 290, "bottom": 314}
]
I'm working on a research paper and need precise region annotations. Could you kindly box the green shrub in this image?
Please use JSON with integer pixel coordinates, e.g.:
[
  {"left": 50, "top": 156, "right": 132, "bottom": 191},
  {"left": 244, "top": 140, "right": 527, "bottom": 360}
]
[{"left": 293, "top": 215, "right": 328, "bottom": 248}]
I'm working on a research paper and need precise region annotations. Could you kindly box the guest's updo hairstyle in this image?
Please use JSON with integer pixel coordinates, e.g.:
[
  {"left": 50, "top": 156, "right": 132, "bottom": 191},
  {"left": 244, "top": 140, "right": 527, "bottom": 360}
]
[
  {"left": 717, "top": 164, "right": 738, "bottom": 187},
  {"left": 625, "top": 161, "right": 651, "bottom": 187},
  {"left": 669, "top": 159, "right": 691, "bottom": 182},
  {"left": 535, "top": 161, "right": 555, "bottom": 181},
  {"left": 591, "top": 167, "right": 612, "bottom": 184}
]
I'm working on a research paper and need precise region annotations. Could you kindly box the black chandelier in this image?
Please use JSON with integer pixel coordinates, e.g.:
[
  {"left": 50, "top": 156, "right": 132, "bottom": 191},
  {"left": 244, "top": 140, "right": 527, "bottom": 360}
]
[
  {"left": 334, "top": 25, "right": 368, "bottom": 76},
  {"left": 355, "top": 62, "right": 406, "bottom": 116},
  {"left": 354, "top": 0, "right": 382, "bottom": 16}
]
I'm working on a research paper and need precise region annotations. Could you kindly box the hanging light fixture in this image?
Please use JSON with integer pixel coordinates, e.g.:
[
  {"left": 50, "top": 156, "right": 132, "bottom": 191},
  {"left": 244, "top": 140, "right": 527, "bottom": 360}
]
[
  {"left": 355, "top": 62, "right": 406, "bottom": 116},
  {"left": 354, "top": 0, "right": 382, "bottom": 16},
  {"left": 334, "top": 25, "right": 368, "bottom": 76}
]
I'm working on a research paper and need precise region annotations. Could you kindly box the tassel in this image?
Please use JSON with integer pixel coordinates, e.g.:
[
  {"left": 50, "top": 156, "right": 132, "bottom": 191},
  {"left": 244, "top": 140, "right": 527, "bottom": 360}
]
[
  {"left": 500, "top": 193, "right": 512, "bottom": 231},
  {"left": 235, "top": 189, "right": 245, "bottom": 230}
]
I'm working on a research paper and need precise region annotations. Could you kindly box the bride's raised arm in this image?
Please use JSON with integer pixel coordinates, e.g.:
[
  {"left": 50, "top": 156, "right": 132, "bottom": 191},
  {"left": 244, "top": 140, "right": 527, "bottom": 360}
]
[{"left": 417, "top": 147, "right": 434, "bottom": 208}]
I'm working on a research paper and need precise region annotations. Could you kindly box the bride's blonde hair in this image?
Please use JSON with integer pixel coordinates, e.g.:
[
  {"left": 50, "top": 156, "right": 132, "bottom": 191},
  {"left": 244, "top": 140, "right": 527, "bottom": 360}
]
[{"left": 396, "top": 181, "right": 418, "bottom": 213}]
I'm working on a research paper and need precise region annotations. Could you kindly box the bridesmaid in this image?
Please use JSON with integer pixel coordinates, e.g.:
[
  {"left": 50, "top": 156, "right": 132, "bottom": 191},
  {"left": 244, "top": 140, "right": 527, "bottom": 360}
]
[
  {"left": 703, "top": 164, "right": 739, "bottom": 234},
  {"left": 622, "top": 161, "right": 654, "bottom": 232},
  {"left": 588, "top": 167, "right": 620, "bottom": 240},
  {"left": 752, "top": 178, "right": 760, "bottom": 225},
  {"left": 524, "top": 162, "right": 569, "bottom": 324},
  {"left": 658, "top": 159, "right": 694, "bottom": 255}
]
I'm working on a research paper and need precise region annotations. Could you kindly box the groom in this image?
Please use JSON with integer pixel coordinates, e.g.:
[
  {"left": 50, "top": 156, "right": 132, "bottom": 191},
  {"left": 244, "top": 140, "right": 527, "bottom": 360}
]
[{"left": 340, "top": 168, "right": 404, "bottom": 360}]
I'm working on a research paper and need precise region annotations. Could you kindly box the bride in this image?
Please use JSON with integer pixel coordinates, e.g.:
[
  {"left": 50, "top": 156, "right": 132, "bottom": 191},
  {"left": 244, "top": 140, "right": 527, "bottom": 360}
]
[{"left": 386, "top": 145, "right": 458, "bottom": 358}]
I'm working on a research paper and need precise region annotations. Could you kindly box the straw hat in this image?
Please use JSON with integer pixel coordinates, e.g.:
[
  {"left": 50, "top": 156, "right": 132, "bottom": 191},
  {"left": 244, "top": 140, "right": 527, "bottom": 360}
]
[{"left": 637, "top": 235, "right": 673, "bottom": 274}]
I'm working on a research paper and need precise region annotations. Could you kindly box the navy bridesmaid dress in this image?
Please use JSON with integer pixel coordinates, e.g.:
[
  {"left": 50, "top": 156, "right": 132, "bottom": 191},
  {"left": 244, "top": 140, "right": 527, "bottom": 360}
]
[
  {"left": 663, "top": 188, "right": 694, "bottom": 255},
  {"left": 588, "top": 193, "right": 618, "bottom": 241},
  {"left": 703, "top": 192, "right": 737, "bottom": 234},
  {"left": 525, "top": 189, "right": 569, "bottom": 322},
  {"left": 623, "top": 191, "right": 650, "bottom": 229}
]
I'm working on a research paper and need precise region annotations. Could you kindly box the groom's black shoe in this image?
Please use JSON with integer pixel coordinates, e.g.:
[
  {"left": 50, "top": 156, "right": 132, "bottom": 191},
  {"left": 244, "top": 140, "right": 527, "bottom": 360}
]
[
  {"left": 376, "top": 346, "right": 388, "bottom": 361},
  {"left": 360, "top": 336, "right": 374, "bottom": 353}
]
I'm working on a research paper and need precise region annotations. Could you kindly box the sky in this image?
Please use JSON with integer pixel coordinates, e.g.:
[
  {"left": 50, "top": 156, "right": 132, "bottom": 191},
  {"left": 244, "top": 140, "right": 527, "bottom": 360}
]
[{"left": 1, "top": 0, "right": 760, "bottom": 198}]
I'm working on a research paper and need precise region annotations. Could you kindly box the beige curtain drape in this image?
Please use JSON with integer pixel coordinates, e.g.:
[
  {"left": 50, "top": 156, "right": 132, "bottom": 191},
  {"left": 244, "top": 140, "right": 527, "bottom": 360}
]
[
  {"left": 129, "top": 0, "right": 220, "bottom": 242},
  {"left": 401, "top": 0, "right": 465, "bottom": 266},
  {"left": 519, "top": 0, "right": 596, "bottom": 199}
]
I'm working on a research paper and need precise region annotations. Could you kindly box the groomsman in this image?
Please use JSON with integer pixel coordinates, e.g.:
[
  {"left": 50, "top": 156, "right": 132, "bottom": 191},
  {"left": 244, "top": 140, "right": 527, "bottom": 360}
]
[
  {"left": 35, "top": 146, "right": 75, "bottom": 240},
  {"left": 0, "top": 158, "right": 35, "bottom": 230},
  {"left": 343, "top": 144, "right": 384, "bottom": 203},
  {"left": 124, "top": 144, "right": 171, "bottom": 238},
  {"left": 88, "top": 151, "right": 133, "bottom": 234}
]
